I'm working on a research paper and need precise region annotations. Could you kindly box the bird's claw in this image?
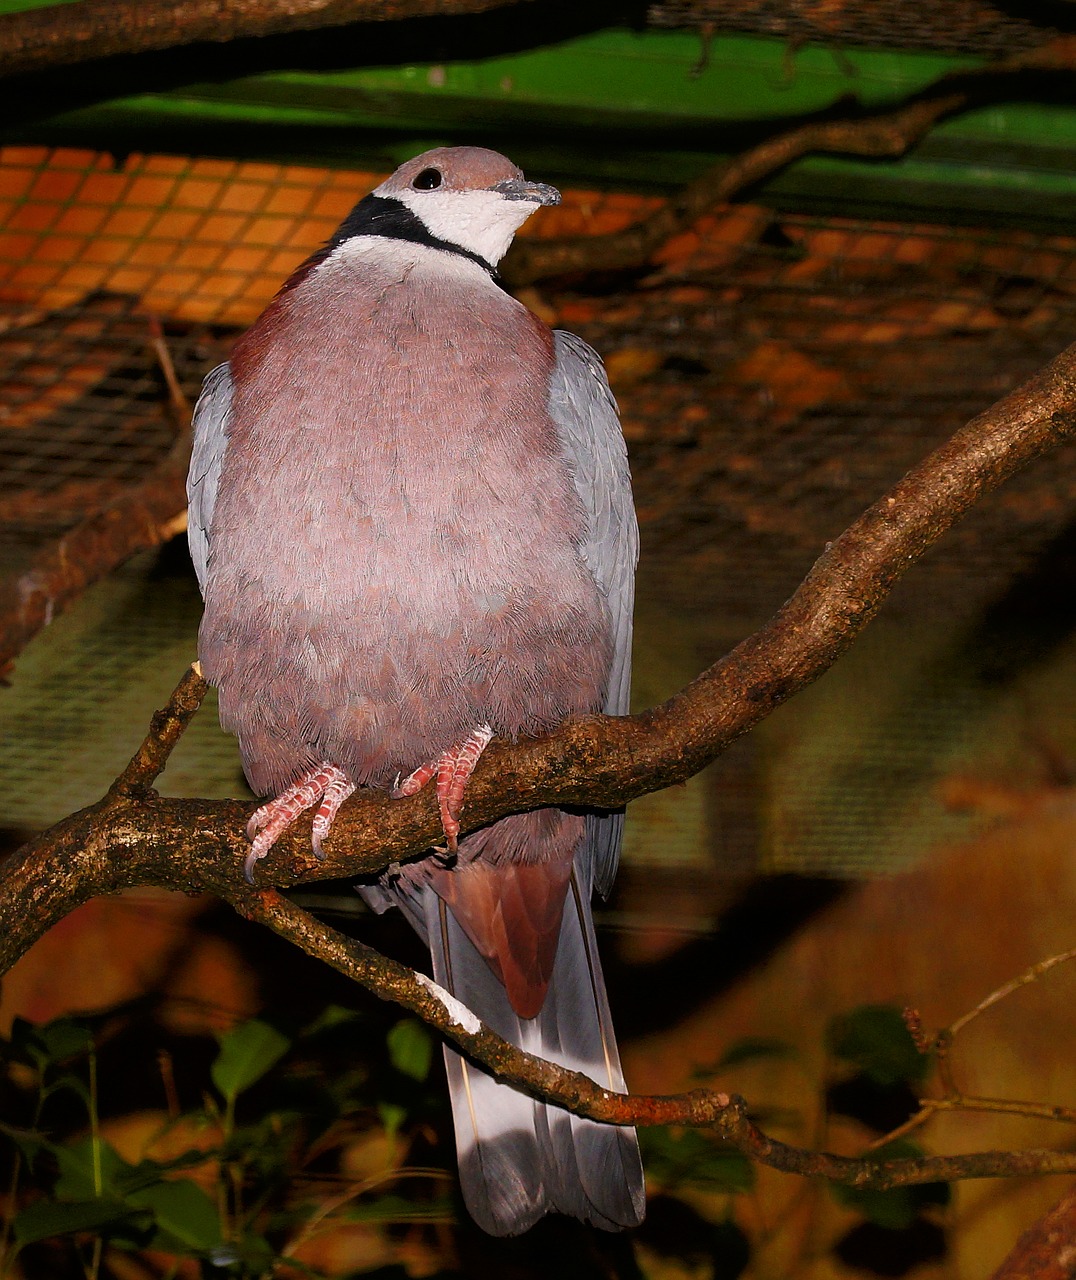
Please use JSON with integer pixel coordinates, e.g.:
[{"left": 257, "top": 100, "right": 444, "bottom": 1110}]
[
  {"left": 242, "top": 762, "right": 353, "bottom": 882},
  {"left": 393, "top": 724, "right": 493, "bottom": 853},
  {"left": 243, "top": 847, "right": 263, "bottom": 885}
]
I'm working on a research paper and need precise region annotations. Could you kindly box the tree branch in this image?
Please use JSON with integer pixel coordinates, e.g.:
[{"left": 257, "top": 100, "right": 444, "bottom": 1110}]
[
  {"left": 237, "top": 886, "right": 1076, "bottom": 1190},
  {"left": 504, "top": 37, "right": 1076, "bottom": 285},
  {"left": 0, "top": 0, "right": 532, "bottom": 79},
  {"left": 991, "top": 1186, "right": 1076, "bottom": 1280},
  {"left": 871, "top": 953, "right": 1076, "bottom": 1147},
  {"left": 3, "top": 338, "right": 1076, "bottom": 974}
]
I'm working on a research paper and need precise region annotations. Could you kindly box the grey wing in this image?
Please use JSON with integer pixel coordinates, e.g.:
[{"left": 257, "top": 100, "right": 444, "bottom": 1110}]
[
  {"left": 186, "top": 362, "right": 234, "bottom": 597},
  {"left": 549, "top": 330, "right": 639, "bottom": 896}
]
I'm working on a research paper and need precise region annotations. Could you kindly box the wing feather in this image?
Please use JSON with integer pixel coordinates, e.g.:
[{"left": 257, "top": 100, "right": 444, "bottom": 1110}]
[
  {"left": 548, "top": 330, "right": 638, "bottom": 895},
  {"left": 186, "top": 361, "right": 234, "bottom": 596}
]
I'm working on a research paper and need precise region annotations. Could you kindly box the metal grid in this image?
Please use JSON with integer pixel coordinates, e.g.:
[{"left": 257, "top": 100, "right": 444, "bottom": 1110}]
[
  {"left": 569, "top": 208, "right": 1076, "bottom": 630},
  {"left": 0, "top": 149, "right": 361, "bottom": 328},
  {"left": 0, "top": 147, "right": 651, "bottom": 329},
  {"left": 0, "top": 551, "right": 247, "bottom": 837},
  {"left": 1, "top": 147, "right": 1076, "bottom": 880},
  {"left": 648, "top": 0, "right": 1063, "bottom": 55},
  {"left": 0, "top": 294, "right": 217, "bottom": 583}
]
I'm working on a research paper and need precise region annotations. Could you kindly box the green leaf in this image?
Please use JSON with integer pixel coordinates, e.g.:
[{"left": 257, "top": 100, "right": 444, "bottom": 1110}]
[
  {"left": 831, "top": 1141, "right": 950, "bottom": 1228},
  {"left": 128, "top": 1179, "right": 222, "bottom": 1251},
  {"left": 211, "top": 1018, "right": 291, "bottom": 1102},
  {"left": 387, "top": 1019, "right": 433, "bottom": 1082},
  {"left": 827, "top": 1005, "right": 930, "bottom": 1086},
  {"left": 345, "top": 1193, "right": 455, "bottom": 1223},
  {"left": 13, "top": 1197, "right": 150, "bottom": 1244},
  {"left": 303, "top": 1004, "right": 363, "bottom": 1036},
  {"left": 25, "top": 1017, "right": 94, "bottom": 1070},
  {"left": 378, "top": 1102, "right": 407, "bottom": 1138},
  {"left": 54, "top": 1138, "right": 129, "bottom": 1201},
  {"left": 639, "top": 1128, "right": 754, "bottom": 1192}
]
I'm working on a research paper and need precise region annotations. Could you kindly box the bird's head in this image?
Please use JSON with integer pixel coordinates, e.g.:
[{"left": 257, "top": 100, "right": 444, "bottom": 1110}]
[{"left": 369, "top": 146, "right": 561, "bottom": 269}]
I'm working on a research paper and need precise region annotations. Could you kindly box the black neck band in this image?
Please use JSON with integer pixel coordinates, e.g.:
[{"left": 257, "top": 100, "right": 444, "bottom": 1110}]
[{"left": 330, "top": 194, "right": 498, "bottom": 278}]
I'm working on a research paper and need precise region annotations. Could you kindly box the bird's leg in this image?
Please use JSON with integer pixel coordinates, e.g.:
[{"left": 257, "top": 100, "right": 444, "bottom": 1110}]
[
  {"left": 245, "top": 762, "right": 352, "bottom": 884},
  {"left": 393, "top": 724, "right": 493, "bottom": 853},
  {"left": 393, "top": 758, "right": 439, "bottom": 797},
  {"left": 437, "top": 724, "right": 494, "bottom": 851},
  {"left": 312, "top": 771, "right": 356, "bottom": 860}
]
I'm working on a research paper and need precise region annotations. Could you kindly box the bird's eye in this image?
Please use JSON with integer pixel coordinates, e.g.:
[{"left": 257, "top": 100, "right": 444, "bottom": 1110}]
[{"left": 412, "top": 168, "right": 443, "bottom": 191}]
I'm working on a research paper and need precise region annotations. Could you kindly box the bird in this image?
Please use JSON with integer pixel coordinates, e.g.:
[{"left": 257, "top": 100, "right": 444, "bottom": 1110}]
[{"left": 186, "top": 146, "right": 644, "bottom": 1236}]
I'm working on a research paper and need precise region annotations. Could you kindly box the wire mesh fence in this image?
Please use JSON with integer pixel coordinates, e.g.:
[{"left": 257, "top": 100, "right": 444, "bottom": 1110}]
[
  {"left": 648, "top": 0, "right": 1063, "bottom": 55},
  {"left": 2, "top": 144, "right": 1076, "bottom": 881}
]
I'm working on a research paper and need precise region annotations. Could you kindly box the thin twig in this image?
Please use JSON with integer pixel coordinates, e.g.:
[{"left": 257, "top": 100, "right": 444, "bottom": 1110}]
[
  {"left": 108, "top": 662, "right": 207, "bottom": 798},
  {"left": 279, "top": 1167, "right": 454, "bottom": 1264},
  {"left": 869, "top": 1095, "right": 1076, "bottom": 1155},
  {"left": 865, "top": 1106, "right": 936, "bottom": 1151},
  {"left": 927, "top": 1097, "right": 1076, "bottom": 1126},
  {"left": 949, "top": 947, "right": 1076, "bottom": 1039},
  {"left": 147, "top": 315, "right": 191, "bottom": 424},
  {"left": 868, "top": 950, "right": 1076, "bottom": 1152}
]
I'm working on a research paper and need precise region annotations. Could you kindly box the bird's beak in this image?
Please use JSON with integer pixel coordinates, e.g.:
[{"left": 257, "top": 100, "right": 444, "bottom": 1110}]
[{"left": 493, "top": 178, "right": 562, "bottom": 206}]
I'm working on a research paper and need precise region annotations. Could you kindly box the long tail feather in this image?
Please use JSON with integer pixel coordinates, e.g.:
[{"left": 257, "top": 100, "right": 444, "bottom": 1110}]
[{"left": 422, "top": 857, "right": 645, "bottom": 1236}]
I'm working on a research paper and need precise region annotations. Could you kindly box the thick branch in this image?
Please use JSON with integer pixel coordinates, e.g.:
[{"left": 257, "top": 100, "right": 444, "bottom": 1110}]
[
  {"left": 2, "top": 338, "right": 1076, "bottom": 972},
  {"left": 991, "top": 1187, "right": 1076, "bottom": 1280},
  {"left": 0, "top": 0, "right": 531, "bottom": 78},
  {"left": 2, "top": 339, "right": 1076, "bottom": 1197}
]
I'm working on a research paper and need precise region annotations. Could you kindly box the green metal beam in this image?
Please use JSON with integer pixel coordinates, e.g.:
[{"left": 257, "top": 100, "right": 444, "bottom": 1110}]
[
  {"left": 19, "top": 30, "right": 980, "bottom": 146},
  {"left": 189, "top": 31, "right": 976, "bottom": 127}
]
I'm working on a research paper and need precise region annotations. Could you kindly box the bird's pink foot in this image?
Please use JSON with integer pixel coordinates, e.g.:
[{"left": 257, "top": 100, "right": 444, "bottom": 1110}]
[
  {"left": 311, "top": 770, "right": 357, "bottom": 859},
  {"left": 393, "top": 724, "right": 493, "bottom": 853},
  {"left": 245, "top": 762, "right": 354, "bottom": 883}
]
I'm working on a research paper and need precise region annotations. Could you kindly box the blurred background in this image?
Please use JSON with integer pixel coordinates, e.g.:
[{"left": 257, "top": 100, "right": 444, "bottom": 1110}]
[{"left": 3, "top": 2, "right": 1076, "bottom": 1276}]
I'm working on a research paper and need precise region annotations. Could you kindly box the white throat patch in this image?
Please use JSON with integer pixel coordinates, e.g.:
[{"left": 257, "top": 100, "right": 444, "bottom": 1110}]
[{"left": 393, "top": 187, "right": 539, "bottom": 267}]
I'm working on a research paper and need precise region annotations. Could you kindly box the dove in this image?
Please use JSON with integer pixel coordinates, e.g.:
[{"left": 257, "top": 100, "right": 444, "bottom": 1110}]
[{"left": 187, "top": 146, "right": 643, "bottom": 1235}]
